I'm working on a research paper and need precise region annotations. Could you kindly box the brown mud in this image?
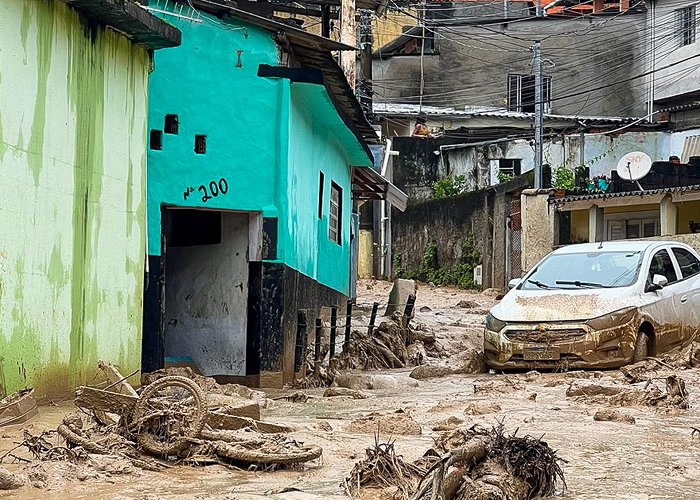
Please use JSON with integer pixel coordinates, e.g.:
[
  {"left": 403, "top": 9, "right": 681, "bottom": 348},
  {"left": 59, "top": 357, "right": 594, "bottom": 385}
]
[{"left": 2, "top": 281, "right": 700, "bottom": 498}]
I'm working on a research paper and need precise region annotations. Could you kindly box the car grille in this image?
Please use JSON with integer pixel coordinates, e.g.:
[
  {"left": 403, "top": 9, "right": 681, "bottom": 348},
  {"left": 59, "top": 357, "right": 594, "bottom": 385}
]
[{"left": 504, "top": 329, "right": 587, "bottom": 343}]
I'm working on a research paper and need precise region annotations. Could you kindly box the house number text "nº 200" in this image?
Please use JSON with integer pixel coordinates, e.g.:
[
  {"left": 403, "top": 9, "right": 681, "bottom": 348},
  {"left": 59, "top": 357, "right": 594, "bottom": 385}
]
[{"left": 183, "top": 178, "right": 229, "bottom": 203}]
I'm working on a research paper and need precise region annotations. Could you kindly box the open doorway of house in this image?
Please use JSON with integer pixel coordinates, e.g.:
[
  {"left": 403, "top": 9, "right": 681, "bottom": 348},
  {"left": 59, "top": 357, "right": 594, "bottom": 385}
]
[{"left": 162, "top": 208, "right": 249, "bottom": 378}]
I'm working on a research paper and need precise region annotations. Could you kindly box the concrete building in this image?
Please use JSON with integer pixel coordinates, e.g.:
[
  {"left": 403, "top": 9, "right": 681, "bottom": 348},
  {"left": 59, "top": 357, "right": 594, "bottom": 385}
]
[
  {"left": 373, "top": 0, "right": 649, "bottom": 117},
  {"left": 0, "top": 0, "right": 179, "bottom": 398},
  {"left": 141, "top": 1, "right": 405, "bottom": 387}
]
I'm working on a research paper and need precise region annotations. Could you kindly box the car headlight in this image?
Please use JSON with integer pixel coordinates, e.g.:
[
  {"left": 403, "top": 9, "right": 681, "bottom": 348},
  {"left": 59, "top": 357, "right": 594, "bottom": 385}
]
[
  {"left": 485, "top": 313, "right": 506, "bottom": 332},
  {"left": 585, "top": 307, "right": 637, "bottom": 331}
]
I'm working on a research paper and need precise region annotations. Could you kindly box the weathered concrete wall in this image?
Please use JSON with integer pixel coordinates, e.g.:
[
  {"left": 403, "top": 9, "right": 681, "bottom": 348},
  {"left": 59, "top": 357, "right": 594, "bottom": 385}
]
[
  {"left": 0, "top": 0, "right": 150, "bottom": 397},
  {"left": 164, "top": 213, "right": 249, "bottom": 376},
  {"left": 521, "top": 191, "right": 556, "bottom": 274},
  {"left": 392, "top": 175, "right": 531, "bottom": 289},
  {"left": 374, "top": 14, "right": 648, "bottom": 117},
  {"left": 649, "top": 0, "right": 700, "bottom": 104}
]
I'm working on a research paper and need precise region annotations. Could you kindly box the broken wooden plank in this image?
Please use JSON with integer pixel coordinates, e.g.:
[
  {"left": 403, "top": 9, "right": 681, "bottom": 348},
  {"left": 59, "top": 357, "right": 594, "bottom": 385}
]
[
  {"left": 98, "top": 360, "right": 138, "bottom": 397},
  {"left": 206, "top": 394, "right": 261, "bottom": 421},
  {"left": 75, "top": 386, "right": 138, "bottom": 415},
  {"left": 206, "top": 412, "right": 292, "bottom": 434}
]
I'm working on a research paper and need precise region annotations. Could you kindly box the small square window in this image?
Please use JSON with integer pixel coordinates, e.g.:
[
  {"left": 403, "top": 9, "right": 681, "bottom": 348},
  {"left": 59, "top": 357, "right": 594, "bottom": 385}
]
[
  {"left": 164, "top": 114, "right": 179, "bottom": 134},
  {"left": 194, "top": 135, "right": 207, "bottom": 154},
  {"left": 329, "top": 182, "right": 342, "bottom": 244},
  {"left": 150, "top": 130, "right": 163, "bottom": 150}
]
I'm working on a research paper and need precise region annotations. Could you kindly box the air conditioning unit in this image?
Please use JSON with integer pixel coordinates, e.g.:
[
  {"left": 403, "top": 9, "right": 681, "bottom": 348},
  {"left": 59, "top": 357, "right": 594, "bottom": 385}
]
[{"left": 473, "top": 265, "right": 483, "bottom": 286}]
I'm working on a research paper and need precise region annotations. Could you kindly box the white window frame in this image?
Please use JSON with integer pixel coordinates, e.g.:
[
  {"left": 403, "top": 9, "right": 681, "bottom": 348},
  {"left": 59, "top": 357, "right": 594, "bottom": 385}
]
[
  {"left": 329, "top": 182, "right": 341, "bottom": 244},
  {"left": 604, "top": 210, "right": 660, "bottom": 241}
]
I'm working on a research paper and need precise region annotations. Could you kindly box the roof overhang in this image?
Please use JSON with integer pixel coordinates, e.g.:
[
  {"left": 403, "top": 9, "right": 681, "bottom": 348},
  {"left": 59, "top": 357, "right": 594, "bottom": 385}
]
[
  {"left": 553, "top": 185, "right": 700, "bottom": 211},
  {"left": 62, "top": 0, "right": 181, "bottom": 49},
  {"left": 352, "top": 167, "right": 408, "bottom": 211}
]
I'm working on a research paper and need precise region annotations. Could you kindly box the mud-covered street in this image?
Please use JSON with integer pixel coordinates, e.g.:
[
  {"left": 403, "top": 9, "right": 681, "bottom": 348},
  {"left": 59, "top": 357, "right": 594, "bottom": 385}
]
[{"left": 3, "top": 281, "right": 700, "bottom": 499}]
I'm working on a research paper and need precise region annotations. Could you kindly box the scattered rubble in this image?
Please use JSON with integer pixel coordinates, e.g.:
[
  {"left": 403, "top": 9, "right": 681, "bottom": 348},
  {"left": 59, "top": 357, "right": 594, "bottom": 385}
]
[
  {"left": 346, "top": 411, "right": 422, "bottom": 436},
  {"left": 410, "top": 364, "right": 453, "bottom": 380},
  {"left": 593, "top": 409, "right": 636, "bottom": 424},
  {"left": 566, "top": 375, "right": 689, "bottom": 410},
  {"left": 464, "top": 402, "right": 502, "bottom": 416},
  {"left": 335, "top": 373, "right": 419, "bottom": 391},
  {"left": 473, "top": 377, "right": 525, "bottom": 394},
  {"left": 432, "top": 416, "right": 465, "bottom": 432},
  {"left": 0, "top": 466, "right": 24, "bottom": 490},
  {"left": 323, "top": 387, "right": 367, "bottom": 399}
]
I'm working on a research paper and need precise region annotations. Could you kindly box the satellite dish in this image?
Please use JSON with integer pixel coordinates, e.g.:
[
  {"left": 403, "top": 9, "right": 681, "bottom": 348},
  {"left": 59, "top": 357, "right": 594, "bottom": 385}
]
[{"left": 616, "top": 152, "right": 652, "bottom": 181}]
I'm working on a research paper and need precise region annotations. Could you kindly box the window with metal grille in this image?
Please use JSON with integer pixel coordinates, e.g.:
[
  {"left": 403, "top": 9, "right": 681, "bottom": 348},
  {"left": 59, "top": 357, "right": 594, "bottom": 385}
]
[
  {"left": 507, "top": 74, "right": 551, "bottom": 113},
  {"left": 329, "top": 182, "right": 342, "bottom": 244},
  {"left": 679, "top": 6, "right": 696, "bottom": 47},
  {"left": 194, "top": 134, "right": 206, "bottom": 154},
  {"left": 498, "top": 158, "right": 522, "bottom": 177},
  {"left": 164, "top": 114, "right": 179, "bottom": 134}
]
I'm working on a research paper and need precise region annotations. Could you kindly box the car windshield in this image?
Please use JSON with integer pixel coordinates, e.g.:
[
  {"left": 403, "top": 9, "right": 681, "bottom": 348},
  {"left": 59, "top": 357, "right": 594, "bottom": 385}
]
[{"left": 521, "top": 250, "right": 643, "bottom": 290}]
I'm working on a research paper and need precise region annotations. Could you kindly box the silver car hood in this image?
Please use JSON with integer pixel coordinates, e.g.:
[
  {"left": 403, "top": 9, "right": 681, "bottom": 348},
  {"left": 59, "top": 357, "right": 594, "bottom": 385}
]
[{"left": 491, "top": 287, "right": 636, "bottom": 323}]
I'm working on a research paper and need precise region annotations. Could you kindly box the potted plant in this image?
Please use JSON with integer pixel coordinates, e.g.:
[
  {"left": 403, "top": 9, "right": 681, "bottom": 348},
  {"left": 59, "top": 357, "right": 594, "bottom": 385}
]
[{"left": 551, "top": 166, "right": 575, "bottom": 197}]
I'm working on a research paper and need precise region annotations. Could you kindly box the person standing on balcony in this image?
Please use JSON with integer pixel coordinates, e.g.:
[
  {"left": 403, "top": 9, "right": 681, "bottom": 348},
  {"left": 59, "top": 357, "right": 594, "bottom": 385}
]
[{"left": 411, "top": 112, "right": 432, "bottom": 138}]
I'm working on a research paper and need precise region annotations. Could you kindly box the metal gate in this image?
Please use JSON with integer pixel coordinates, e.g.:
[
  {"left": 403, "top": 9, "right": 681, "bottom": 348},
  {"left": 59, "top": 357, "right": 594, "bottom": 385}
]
[{"left": 506, "top": 196, "right": 522, "bottom": 281}]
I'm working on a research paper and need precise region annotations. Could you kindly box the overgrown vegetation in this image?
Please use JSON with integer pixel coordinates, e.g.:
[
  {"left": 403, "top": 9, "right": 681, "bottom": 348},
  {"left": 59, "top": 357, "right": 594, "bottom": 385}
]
[
  {"left": 431, "top": 176, "right": 469, "bottom": 199},
  {"left": 496, "top": 170, "right": 514, "bottom": 183},
  {"left": 552, "top": 166, "right": 575, "bottom": 190},
  {"left": 394, "top": 235, "right": 481, "bottom": 289}
]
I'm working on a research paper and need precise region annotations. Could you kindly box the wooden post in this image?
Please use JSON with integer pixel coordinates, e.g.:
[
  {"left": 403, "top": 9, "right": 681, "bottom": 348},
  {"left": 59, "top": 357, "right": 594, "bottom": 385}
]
[
  {"left": 339, "top": 0, "right": 357, "bottom": 88},
  {"left": 368, "top": 302, "right": 379, "bottom": 336},
  {"left": 314, "top": 318, "right": 322, "bottom": 378},
  {"left": 329, "top": 306, "right": 338, "bottom": 359},
  {"left": 294, "top": 310, "right": 307, "bottom": 373},
  {"left": 403, "top": 294, "right": 416, "bottom": 345},
  {"left": 321, "top": 5, "right": 331, "bottom": 38},
  {"left": 344, "top": 299, "right": 353, "bottom": 350}
]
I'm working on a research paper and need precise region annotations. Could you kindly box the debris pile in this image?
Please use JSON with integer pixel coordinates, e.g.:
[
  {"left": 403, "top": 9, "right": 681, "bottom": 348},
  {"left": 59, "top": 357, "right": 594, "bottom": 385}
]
[
  {"left": 338, "top": 312, "right": 443, "bottom": 371},
  {"left": 346, "top": 424, "right": 565, "bottom": 500},
  {"left": 566, "top": 375, "right": 689, "bottom": 410},
  {"left": 621, "top": 342, "right": 700, "bottom": 383},
  {"left": 345, "top": 438, "right": 433, "bottom": 499},
  {"left": 3, "top": 363, "right": 322, "bottom": 477}
]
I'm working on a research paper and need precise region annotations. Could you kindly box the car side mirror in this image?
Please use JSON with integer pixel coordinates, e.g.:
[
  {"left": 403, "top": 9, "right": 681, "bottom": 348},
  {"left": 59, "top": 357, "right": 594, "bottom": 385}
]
[
  {"left": 507, "top": 278, "right": 520, "bottom": 290},
  {"left": 646, "top": 274, "right": 668, "bottom": 292}
]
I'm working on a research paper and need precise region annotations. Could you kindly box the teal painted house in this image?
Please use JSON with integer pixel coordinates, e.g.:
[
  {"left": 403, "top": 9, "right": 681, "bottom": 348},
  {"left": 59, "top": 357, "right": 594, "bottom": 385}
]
[{"left": 142, "top": 1, "right": 402, "bottom": 386}]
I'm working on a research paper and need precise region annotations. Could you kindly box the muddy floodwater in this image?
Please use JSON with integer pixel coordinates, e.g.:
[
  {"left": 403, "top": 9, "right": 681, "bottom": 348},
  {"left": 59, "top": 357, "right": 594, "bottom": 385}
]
[{"left": 2, "top": 282, "right": 700, "bottom": 499}]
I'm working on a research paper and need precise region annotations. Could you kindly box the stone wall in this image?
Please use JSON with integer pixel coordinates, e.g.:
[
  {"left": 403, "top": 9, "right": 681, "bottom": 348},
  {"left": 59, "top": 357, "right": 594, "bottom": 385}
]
[
  {"left": 521, "top": 190, "right": 557, "bottom": 274},
  {"left": 391, "top": 174, "right": 532, "bottom": 289}
]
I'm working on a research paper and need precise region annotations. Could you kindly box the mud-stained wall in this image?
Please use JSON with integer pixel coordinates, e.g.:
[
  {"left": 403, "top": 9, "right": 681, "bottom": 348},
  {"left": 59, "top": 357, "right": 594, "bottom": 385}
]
[
  {"left": 164, "top": 213, "right": 249, "bottom": 376},
  {"left": 0, "top": 0, "right": 150, "bottom": 397}
]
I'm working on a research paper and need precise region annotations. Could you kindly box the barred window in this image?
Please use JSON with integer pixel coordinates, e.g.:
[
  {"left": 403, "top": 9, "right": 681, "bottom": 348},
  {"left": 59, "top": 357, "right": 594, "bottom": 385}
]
[{"left": 329, "top": 183, "right": 342, "bottom": 244}]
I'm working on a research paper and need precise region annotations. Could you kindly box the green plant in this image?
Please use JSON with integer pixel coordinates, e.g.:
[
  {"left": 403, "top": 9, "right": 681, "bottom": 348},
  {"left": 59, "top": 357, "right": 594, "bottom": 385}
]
[
  {"left": 394, "top": 236, "right": 481, "bottom": 289},
  {"left": 552, "top": 166, "right": 575, "bottom": 190},
  {"left": 496, "top": 171, "right": 514, "bottom": 183},
  {"left": 431, "top": 176, "right": 469, "bottom": 199}
]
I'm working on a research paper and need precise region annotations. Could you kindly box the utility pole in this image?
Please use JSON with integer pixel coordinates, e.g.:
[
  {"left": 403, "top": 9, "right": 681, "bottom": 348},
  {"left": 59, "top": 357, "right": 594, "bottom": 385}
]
[
  {"left": 533, "top": 40, "right": 543, "bottom": 189},
  {"left": 533, "top": 0, "right": 544, "bottom": 189}
]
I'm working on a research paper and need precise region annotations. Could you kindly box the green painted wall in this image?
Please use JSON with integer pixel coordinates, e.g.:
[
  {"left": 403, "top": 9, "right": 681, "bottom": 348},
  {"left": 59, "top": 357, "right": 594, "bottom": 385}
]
[
  {"left": 148, "top": 7, "right": 371, "bottom": 295},
  {"left": 287, "top": 84, "right": 354, "bottom": 294},
  {"left": 0, "top": 0, "right": 149, "bottom": 398},
  {"left": 147, "top": 10, "right": 283, "bottom": 259}
]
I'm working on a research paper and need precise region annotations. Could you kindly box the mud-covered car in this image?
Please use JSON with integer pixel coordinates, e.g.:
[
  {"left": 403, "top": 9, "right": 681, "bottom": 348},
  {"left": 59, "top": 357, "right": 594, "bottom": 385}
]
[{"left": 484, "top": 241, "right": 700, "bottom": 370}]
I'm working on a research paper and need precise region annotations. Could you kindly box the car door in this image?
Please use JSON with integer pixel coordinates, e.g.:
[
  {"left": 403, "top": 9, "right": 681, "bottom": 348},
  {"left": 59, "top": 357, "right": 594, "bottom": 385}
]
[
  {"left": 670, "top": 246, "right": 700, "bottom": 342},
  {"left": 641, "top": 247, "right": 683, "bottom": 353}
]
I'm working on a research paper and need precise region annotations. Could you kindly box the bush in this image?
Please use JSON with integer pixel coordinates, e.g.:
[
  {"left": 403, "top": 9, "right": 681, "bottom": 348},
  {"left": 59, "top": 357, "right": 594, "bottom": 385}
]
[{"left": 431, "top": 176, "right": 469, "bottom": 199}]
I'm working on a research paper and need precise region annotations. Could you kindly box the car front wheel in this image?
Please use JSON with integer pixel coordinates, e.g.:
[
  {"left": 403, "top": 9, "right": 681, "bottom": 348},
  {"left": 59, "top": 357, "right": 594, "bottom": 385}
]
[{"left": 633, "top": 330, "right": 649, "bottom": 362}]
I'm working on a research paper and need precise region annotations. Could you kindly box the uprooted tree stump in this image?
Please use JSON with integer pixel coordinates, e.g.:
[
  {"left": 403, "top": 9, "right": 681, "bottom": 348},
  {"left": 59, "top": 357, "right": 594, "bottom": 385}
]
[{"left": 346, "top": 425, "right": 565, "bottom": 500}]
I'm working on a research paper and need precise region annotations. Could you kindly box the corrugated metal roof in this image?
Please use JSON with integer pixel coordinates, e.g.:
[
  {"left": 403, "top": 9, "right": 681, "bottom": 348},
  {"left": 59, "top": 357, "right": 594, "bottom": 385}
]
[
  {"left": 373, "top": 102, "right": 644, "bottom": 125},
  {"left": 552, "top": 184, "right": 700, "bottom": 204}
]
